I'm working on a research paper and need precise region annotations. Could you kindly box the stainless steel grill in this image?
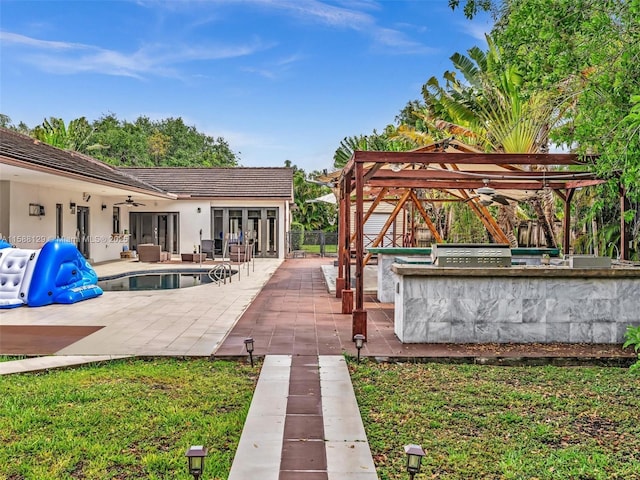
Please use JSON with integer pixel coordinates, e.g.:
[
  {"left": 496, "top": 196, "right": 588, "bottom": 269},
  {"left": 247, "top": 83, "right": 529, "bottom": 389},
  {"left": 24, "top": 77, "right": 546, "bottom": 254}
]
[{"left": 431, "top": 243, "right": 511, "bottom": 267}]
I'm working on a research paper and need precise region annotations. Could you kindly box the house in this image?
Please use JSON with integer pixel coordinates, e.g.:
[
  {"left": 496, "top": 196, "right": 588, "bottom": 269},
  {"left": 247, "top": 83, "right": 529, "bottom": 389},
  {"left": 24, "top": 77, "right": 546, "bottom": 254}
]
[{"left": 0, "top": 128, "right": 294, "bottom": 262}]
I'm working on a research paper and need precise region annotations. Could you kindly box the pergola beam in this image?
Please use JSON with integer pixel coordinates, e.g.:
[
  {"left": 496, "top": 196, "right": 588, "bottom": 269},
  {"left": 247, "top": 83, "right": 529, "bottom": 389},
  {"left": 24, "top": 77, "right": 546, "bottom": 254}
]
[{"left": 352, "top": 150, "right": 591, "bottom": 166}]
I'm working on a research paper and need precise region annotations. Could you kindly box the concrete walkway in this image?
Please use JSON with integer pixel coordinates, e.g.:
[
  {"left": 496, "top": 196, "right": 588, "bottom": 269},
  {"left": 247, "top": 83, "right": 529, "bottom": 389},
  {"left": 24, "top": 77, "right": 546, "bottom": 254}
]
[{"left": 228, "top": 355, "right": 377, "bottom": 480}]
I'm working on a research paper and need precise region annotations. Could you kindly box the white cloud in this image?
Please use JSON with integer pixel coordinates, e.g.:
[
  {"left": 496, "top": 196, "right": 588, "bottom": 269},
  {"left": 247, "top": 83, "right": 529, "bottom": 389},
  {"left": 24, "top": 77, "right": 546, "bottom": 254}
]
[
  {"left": 1, "top": 30, "right": 272, "bottom": 79},
  {"left": 460, "top": 21, "right": 490, "bottom": 43},
  {"left": 146, "top": 0, "right": 435, "bottom": 55},
  {"left": 0, "top": 31, "right": 88, "bottom": 50}
]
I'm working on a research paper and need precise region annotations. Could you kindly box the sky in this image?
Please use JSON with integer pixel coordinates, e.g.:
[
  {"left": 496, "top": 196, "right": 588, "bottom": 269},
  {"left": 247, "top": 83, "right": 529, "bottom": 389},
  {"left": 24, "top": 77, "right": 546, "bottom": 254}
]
[{"left": 0, "top": 0, "right": 491, "bottom": 173}]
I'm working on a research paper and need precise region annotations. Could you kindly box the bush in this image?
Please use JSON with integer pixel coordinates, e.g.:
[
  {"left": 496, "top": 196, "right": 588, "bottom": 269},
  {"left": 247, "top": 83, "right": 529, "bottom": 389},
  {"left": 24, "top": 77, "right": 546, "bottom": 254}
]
[{"left": 623, "top": 324, "right": 640, "bottom": 373}]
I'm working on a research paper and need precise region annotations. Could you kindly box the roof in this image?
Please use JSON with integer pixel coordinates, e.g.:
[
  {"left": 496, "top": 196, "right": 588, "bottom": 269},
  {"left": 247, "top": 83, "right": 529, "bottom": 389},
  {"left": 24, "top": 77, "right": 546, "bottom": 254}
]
[
  {"left": 118, "top": 167, "right": 294, "bottom": 199},
  {"left": 0, "top": 128, "right": 294, "bottom": 201},
  {"left": 0, "top": 127, "right": 168, "bottom": 195}
]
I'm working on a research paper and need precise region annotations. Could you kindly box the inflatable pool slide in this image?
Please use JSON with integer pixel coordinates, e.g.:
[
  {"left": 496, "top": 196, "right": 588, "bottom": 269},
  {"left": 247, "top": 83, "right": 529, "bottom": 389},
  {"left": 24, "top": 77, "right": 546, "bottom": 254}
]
[{"left": 0, "top": 239, "right": 103, "bottom": 309}]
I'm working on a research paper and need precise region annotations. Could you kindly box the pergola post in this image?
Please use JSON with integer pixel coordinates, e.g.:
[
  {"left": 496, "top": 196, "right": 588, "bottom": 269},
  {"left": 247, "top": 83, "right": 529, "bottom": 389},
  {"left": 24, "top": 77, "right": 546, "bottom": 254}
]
[
  {"left": 352, "top": 160, "right": 367, "bottom": 339},
  {"left": 563, "top": 188, "right": 575, "bottom": 256},
  {"left": 335, "top": 184, "right": 346, "bottom": 298},
  {"left": 341, "top": 170, "right": 353, "bottom": 314}
]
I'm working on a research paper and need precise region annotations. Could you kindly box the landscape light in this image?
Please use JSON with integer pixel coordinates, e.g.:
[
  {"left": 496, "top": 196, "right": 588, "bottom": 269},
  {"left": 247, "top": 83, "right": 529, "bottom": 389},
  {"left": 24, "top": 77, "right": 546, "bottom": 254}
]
[
  {"left": 404, "top": 444, "right": 425, "bottom": 479},
  {"left": 185, "top": 445, "right": 207, "bottom": 480},
  {"left": 353, "top": 334, "right": 365, "bottom": 363},
  {"left": 244, "top": 337, "right": 255, "bottom": 367}
]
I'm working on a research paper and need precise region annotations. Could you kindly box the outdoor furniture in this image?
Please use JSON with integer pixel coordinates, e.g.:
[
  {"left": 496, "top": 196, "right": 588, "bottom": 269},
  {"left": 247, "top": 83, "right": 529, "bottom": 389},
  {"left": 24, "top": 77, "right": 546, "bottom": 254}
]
[
  {"left": 230, "top": 244, "right": 252, "bottom": 262},
  {"left": 201, "top": 240, "right": 214, "bottom": 259},
  {"left": 180, "top": 253, "right": 206, "bottom": 262},
  {"left": 137, "top": 244, "right": 170, "bottom": 262}
]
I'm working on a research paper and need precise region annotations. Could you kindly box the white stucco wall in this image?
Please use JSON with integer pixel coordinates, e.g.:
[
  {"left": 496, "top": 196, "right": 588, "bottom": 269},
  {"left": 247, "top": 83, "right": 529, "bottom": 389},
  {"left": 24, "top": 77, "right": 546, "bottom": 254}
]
[
  {"left": 3, "top": 180, "right": 291, "bottom": 262},
  {"left": 4, "top": 181, "right": 133, "bottom": 263}
]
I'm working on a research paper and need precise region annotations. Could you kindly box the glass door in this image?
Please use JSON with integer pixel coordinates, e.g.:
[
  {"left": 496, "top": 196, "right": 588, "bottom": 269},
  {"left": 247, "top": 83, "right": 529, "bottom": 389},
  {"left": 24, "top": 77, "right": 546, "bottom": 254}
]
[{"left": 76, "top": 206, "right": 90, "bottom": 258}]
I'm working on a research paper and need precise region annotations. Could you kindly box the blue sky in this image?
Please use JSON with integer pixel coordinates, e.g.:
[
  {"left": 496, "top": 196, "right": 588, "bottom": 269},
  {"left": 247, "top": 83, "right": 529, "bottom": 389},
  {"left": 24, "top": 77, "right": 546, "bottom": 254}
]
[{"left": 0, "top": 0, "right": 491, "bottom": 172}]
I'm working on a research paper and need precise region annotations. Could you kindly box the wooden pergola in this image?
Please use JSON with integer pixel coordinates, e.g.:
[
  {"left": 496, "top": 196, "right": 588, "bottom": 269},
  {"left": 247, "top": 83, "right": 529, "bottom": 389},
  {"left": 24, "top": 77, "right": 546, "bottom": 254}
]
[{"left": 333, "top": 140, "right": 629, "bottom": 340}]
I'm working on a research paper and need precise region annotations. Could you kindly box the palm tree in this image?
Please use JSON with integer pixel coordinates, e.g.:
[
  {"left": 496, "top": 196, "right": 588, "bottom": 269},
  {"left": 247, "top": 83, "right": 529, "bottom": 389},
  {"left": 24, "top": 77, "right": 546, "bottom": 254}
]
[{"left": 407, "top": 35, "right": 562, "bottom": 247}]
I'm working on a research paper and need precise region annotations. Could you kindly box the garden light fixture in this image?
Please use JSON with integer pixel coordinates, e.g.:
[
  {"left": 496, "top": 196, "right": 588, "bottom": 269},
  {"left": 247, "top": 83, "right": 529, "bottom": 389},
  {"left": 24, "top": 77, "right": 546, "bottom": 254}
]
[
  {"left": 353, "top": 334, "right": 365, "bottom": 363},
  {"left": 244, "top": 337, "right": 255, "bottom": 367},
  {"left": 404, "top": 444, "right": 425, "bottom": 479},
  {"left": 185, "top": 445, "right": 207, "bottom": 480}
]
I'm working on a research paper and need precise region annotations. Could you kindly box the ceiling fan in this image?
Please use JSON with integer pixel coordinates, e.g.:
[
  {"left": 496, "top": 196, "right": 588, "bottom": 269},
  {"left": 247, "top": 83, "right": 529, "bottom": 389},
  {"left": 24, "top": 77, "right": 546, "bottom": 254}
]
[
  {"left": 464, "top": 185, "right": 519, "bottom": 207},
  {"left": 114, "top": 195, "right": 146, "bottom": 207}
]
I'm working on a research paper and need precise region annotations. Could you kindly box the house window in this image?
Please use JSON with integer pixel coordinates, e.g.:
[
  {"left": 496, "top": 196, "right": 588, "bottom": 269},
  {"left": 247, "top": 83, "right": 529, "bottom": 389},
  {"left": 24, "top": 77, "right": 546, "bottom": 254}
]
[
  {"left": 56, "top": 204, "right": 63, "bottom": 238},
  {"left": 112, "top": 206, "right": 120, "bottom": 233}
]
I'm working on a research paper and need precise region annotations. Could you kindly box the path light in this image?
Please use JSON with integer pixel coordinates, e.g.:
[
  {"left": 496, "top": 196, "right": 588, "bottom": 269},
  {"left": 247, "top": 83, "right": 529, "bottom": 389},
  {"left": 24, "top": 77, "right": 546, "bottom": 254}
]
[
  {"left": 244, "top": 337, "right": 255, "bottom": 367},
  {"left": 404, "top": 444, "right": 425, "bottom": 479},
  {"left": 353, "top": 334, "right": 365, "bottom": 363},
  {"left": 185, "top": 445, "right": 207, "bottom": 480}
]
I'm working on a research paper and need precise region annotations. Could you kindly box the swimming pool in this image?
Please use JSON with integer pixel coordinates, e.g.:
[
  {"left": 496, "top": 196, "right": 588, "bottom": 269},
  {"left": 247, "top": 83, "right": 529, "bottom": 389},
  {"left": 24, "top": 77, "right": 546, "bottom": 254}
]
[{"left": 98, "top": 269, "right": 236, "bottom": 291}]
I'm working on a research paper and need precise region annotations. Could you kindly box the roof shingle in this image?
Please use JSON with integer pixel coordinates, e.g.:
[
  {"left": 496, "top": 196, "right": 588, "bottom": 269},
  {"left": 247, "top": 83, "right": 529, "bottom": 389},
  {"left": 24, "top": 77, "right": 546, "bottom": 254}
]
[
  {"left": 118, "top": 167, "right": 293, "bottom": 199},
  {"left": 0, "top": 128, "right": 293, "bottom": 201},
  {"left": 0, "top": 128, "right": 167, "bottom": 194}
]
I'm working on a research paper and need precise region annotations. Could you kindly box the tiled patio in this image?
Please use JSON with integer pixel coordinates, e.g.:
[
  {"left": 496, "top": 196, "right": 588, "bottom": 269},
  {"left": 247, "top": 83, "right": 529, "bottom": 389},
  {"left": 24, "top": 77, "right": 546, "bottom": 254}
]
[{"left": 0, "top": 257, "right": 283, "bottom": 357}]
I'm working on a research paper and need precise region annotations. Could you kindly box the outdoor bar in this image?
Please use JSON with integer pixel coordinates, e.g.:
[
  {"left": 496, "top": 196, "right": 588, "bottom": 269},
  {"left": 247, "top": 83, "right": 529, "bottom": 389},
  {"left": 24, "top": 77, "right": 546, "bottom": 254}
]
[{"left": 392, "top": 262, "right": 640, "bottom": 344}]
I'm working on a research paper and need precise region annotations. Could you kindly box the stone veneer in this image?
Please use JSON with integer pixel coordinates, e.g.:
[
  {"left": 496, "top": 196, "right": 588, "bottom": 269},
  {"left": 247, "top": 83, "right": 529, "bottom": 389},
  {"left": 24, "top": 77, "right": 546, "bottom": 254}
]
[
  {"left": 392, "top": 265, "right": 640, "bottom": 344},
  {"left": 368, "top": 247, "right": 432, "bottom": 303}
]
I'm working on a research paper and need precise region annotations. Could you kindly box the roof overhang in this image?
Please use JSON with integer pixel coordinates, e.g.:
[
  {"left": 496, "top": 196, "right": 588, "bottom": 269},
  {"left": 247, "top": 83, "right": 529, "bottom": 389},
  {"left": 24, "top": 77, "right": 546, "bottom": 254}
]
[{"left": 0, "top": 158, "right": 177, "bottom": 200}]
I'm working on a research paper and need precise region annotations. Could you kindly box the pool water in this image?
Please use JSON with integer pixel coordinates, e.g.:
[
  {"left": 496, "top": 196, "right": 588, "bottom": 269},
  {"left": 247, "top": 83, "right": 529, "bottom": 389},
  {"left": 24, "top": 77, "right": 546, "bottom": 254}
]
[{"left": 98, "top": 271, "right": 226, "bottom": 291}]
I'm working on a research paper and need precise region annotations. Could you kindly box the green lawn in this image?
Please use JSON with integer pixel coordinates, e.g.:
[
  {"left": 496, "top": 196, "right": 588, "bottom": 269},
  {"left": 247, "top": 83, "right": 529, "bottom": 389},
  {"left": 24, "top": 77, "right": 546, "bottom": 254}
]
[
  {"left": 349, "top": 361, "right": 640, "bottom": 480},
  {"left": 299, "top": 244, "right": 338, "bottom": 255},
  {"left": 0, "top": 358, "right": 257, "bottom": 480}
]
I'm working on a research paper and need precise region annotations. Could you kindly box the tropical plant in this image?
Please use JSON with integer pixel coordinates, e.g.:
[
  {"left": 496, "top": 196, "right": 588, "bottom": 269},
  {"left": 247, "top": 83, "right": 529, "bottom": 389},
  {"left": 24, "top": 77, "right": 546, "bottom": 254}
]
[
  {"left": 623, "top": 325, "right": 640, "bottom": 373},
  {"left": 410, "top": 35, "right": 563, "bottom": 246},
  {"left": 286, "top": 160, "right": 337, "bottom": 232},
  {"left": 332, "top": 130, "right": 413, "bottom": 170},
  {"left": 32, "top": 117, "right": 99, "bottom": 153}
]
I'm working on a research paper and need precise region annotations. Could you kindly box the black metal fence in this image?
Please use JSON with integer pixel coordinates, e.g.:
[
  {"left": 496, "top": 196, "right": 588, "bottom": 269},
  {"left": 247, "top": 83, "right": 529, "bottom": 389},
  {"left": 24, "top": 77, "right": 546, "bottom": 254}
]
[{"left": 286, "top": 230, "right": 338, "bottom": 257}]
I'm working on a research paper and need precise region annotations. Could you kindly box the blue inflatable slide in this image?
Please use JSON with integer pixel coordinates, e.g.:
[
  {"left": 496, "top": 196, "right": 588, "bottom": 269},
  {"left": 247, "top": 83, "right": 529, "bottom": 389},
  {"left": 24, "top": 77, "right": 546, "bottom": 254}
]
[{"left": 0, "top": 239, "right": 103, "bottom": 309}]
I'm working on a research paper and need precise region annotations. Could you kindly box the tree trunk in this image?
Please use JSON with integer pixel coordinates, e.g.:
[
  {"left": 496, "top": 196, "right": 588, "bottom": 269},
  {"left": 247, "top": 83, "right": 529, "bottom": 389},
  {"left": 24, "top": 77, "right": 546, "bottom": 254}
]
[
  {"left": 531, "top": 196, "right": 557, "bottom": 247},
  {"left": 497, "top": 204, "right": 518, "bottom": 247}
]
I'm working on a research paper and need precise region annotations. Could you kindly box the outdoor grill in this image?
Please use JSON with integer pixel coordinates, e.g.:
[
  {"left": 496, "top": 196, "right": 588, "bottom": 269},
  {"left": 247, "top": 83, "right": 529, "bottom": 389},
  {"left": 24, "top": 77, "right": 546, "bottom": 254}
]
[{"left": 431, "top": 243, "right": 511, "bottom": 267}]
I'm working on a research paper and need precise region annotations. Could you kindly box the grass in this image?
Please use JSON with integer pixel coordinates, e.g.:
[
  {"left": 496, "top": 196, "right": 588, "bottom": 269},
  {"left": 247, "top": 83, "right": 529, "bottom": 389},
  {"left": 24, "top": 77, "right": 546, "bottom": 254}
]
[
  {"left": 299, "top": 244, "right": 338, "bottom": 255},
  {"left": 0, "top": 357, "right": 257, "bottom": 480},
  {"left": 0, "top": 355, "right": 32, "bottom": 363},
  {"left": 349, "top": 360, "right": 640, "bottom": 480}
]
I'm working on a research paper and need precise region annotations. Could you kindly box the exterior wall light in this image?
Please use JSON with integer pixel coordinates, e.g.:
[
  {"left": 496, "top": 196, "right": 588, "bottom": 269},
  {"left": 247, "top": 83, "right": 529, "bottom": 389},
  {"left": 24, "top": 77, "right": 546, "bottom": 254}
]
[
  {"left": 404, "top": 444, "right": 425, "bottom": 479},
  {"left": 185, "top": 445, "right": 208, "bottom": 480},
  {"left": 244, "top": 337, "right": 255, "bottom": 367},
  {"left": 353, "top": 333, "right": 365, "bottom": 363}
]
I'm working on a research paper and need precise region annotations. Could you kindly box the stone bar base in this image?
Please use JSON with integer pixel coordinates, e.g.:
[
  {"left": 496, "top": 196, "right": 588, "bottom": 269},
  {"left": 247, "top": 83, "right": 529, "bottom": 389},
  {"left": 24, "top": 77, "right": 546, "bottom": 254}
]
[{"left": 392, "top": 265, "right": 640, "bottom": 344}]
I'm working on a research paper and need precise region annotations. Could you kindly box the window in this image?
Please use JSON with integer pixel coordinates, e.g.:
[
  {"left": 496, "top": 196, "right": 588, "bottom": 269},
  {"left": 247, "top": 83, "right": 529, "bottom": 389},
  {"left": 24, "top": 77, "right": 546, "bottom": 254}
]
[
  {"left": 56, "top": 204, "right": 63, "bottom": 238},
  {"left": 112, "top": 206, "right": 120, "bottom": 233}
]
